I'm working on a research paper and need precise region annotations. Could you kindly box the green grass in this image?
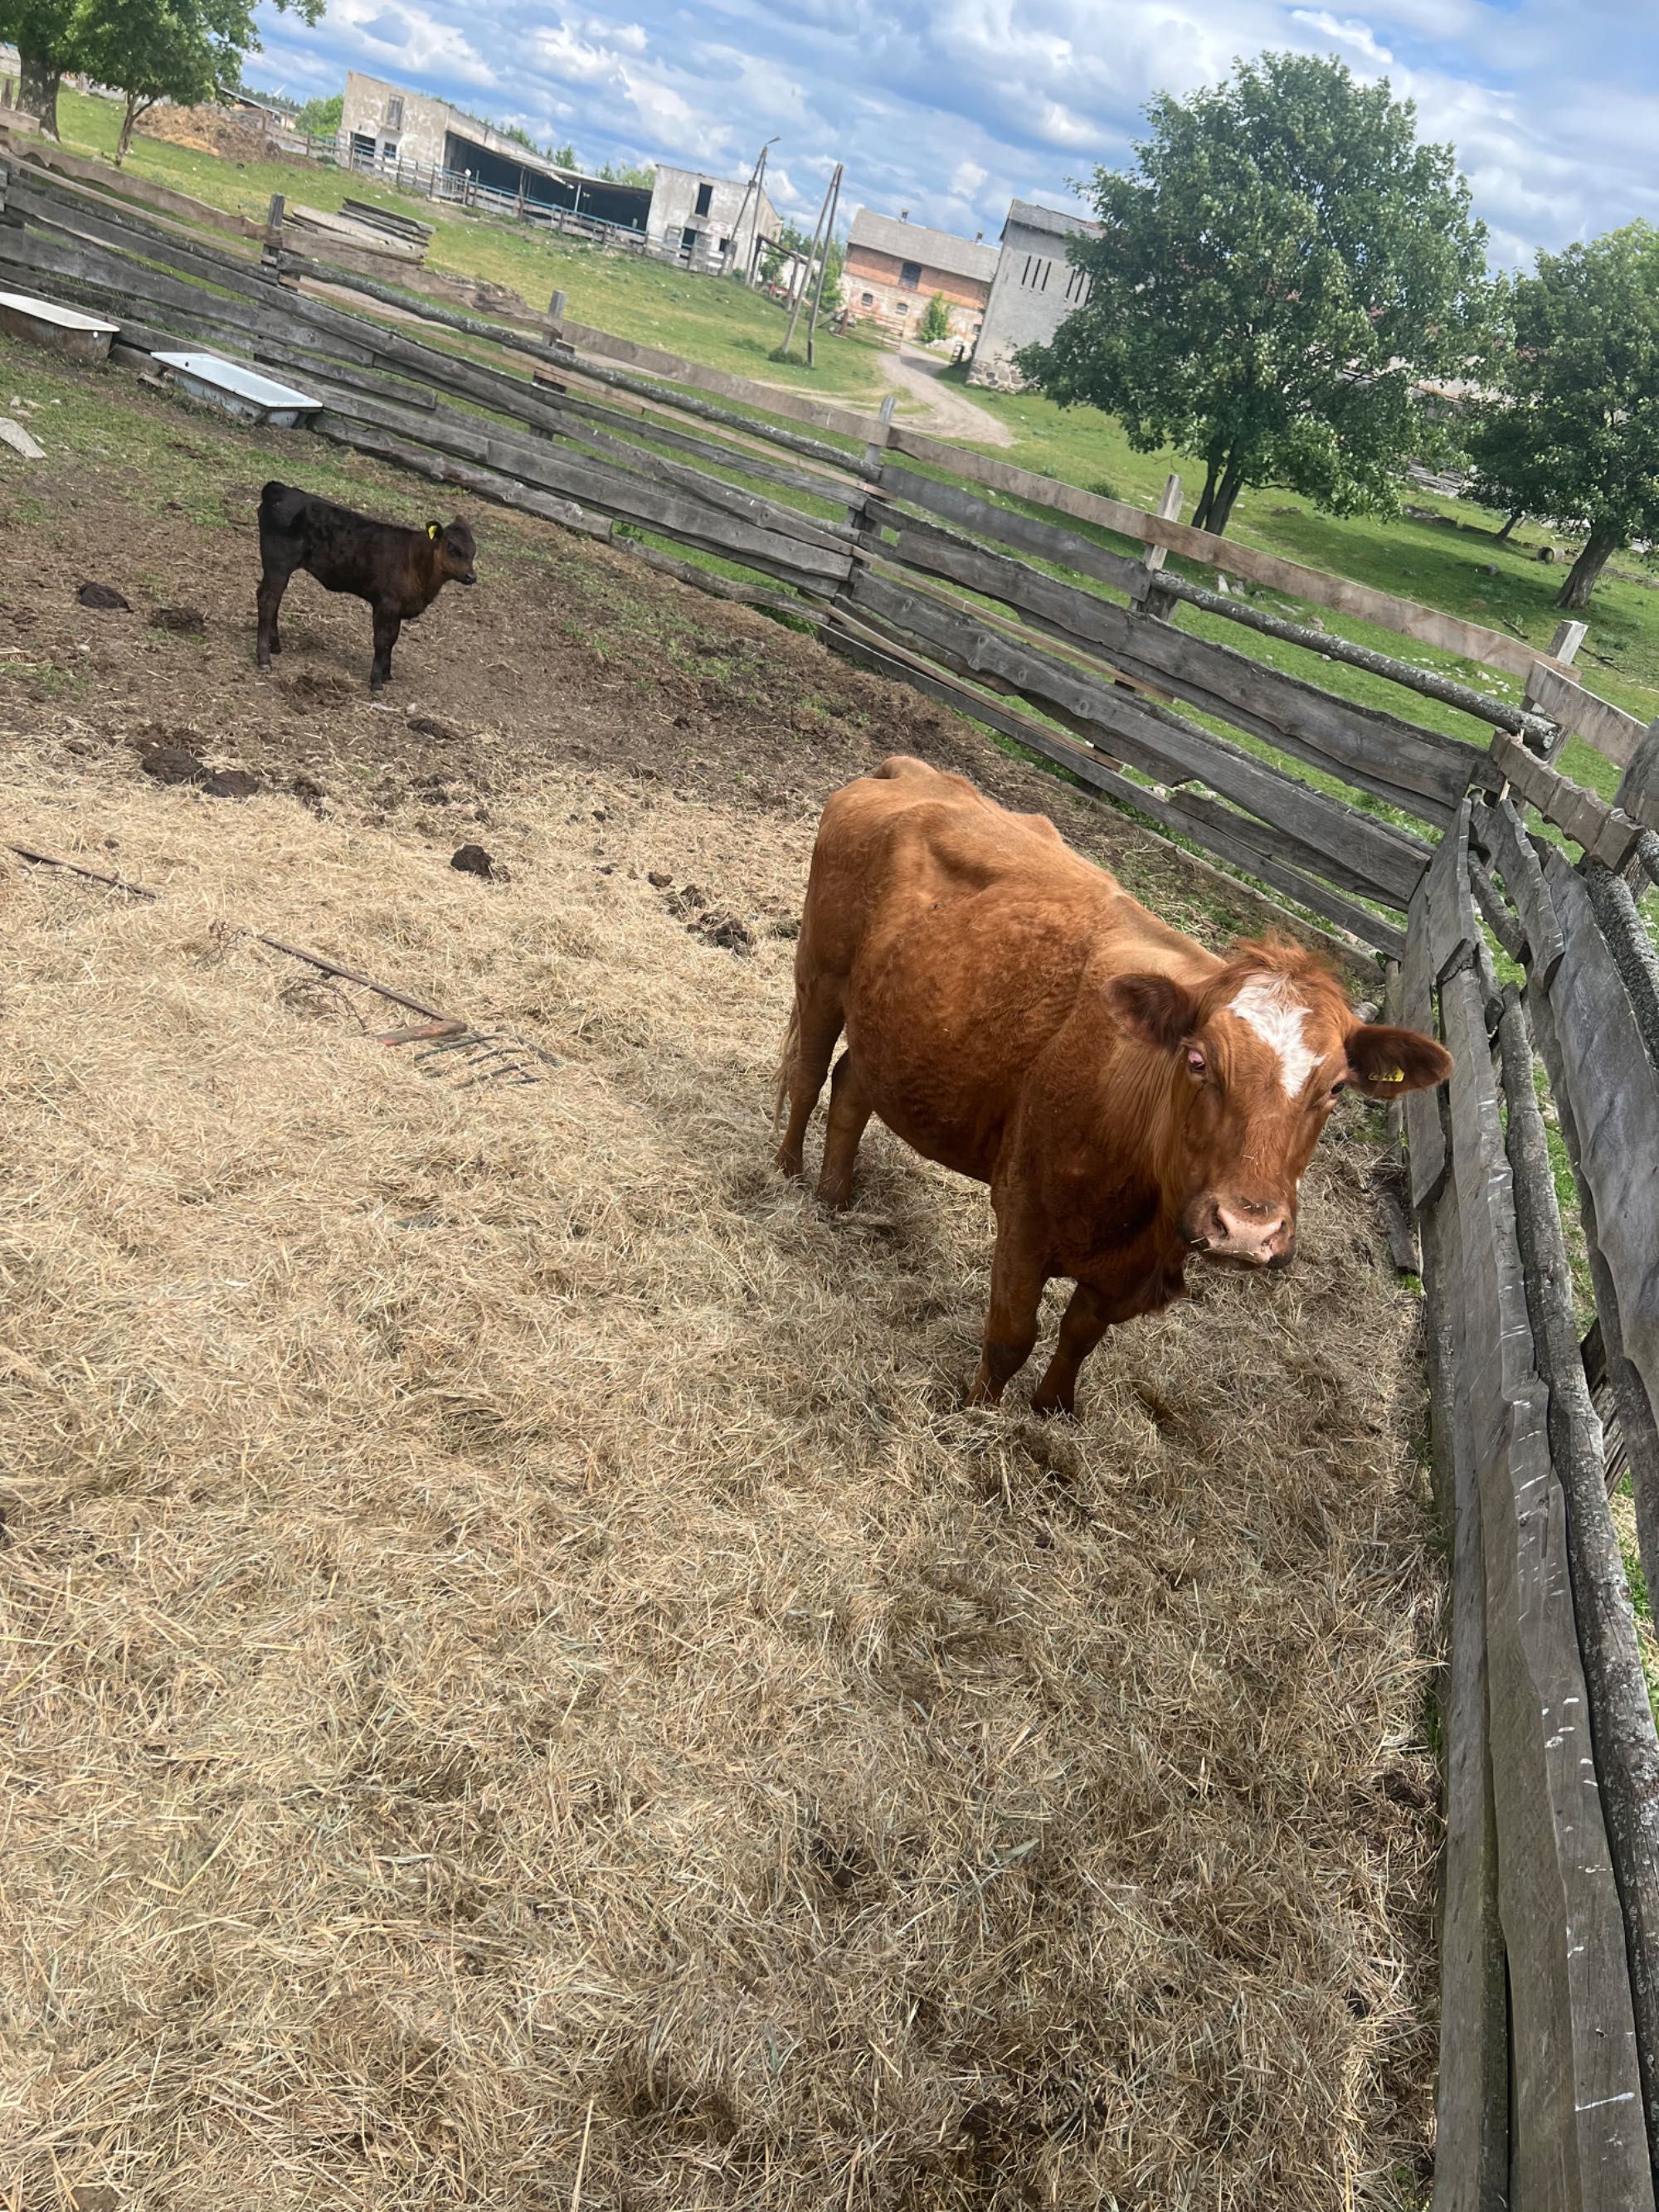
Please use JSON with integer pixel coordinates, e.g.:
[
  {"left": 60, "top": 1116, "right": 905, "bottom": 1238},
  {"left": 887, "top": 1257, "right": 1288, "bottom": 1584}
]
[{"left": 50, "top": 87, "right": 887, "bottom": 406}]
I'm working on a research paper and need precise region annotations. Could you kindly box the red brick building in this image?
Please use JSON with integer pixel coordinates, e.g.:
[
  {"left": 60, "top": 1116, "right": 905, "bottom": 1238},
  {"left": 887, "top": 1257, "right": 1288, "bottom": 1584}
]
[{"left": 844, "top": 209, "right": 999, "bottom": 344}]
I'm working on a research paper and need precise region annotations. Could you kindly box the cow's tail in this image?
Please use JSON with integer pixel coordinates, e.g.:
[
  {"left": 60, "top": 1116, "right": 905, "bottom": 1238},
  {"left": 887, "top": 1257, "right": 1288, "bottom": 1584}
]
[{"left": 771, "top": 998, "right": 800, "bottom": 1134}]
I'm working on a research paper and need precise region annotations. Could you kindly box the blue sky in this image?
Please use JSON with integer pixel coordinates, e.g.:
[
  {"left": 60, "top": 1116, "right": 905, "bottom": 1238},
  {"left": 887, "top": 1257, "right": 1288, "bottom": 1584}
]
[{"left": 249, "top": 0, "right": 1659, "bottom": 265}]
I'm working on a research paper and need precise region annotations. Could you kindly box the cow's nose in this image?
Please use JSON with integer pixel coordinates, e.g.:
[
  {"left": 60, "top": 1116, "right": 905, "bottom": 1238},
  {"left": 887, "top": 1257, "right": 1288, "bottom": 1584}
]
[{"left": 1211, "top": 1198, "right": 1291, "bottom": 1265}]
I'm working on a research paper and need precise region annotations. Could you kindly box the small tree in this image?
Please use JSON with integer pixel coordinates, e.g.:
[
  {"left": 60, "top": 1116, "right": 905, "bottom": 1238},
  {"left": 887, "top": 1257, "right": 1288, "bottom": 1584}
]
[
  {"left": 1019, "top": 52, "right": 1496, "bottom": 534},
  {"left": 917, "top": 292, "right": 951, "bottom": 343},
  {"left": 294, "top": 90, "right": 341, "bottom": 139},
  {"left": 1466, "top": 224, "right": 1659, "bottom": 611},
  {"left": 1, "top": 0, "right": 325, "bottom": 150},
  {"left": 596, "top": 158, "right": 653, "bottom": 187},
  {"left": 0, "top": 0, "right": 78, "bottom": 136}
]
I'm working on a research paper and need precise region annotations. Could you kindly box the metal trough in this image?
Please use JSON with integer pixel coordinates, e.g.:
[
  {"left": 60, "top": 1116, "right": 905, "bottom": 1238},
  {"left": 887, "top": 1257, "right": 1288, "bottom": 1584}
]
[
  {"left": 151, "top": 352, "right": 322, "bottom": 427},
  {"left": 0, "top": 289, "right": 119, "bottom": 365}
]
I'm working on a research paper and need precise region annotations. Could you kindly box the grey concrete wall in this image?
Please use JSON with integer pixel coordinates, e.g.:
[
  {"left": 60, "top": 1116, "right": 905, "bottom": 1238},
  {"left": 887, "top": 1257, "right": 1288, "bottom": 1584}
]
[
  {"left": 968, "top": 214, "right": 1092, "bottom": 390},
  {"left": 341, "top": 71, "right": 450, "bottom": 167},
  {"left": 647, "top": 166, "right": 776, "bottom": 271}
]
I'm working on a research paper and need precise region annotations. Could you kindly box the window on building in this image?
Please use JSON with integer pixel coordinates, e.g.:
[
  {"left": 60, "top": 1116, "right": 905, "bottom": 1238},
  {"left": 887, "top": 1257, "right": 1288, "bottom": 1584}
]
[
  {"left": 382, "top": 142, "right": 399, "bottom": 163},
  {"left": 694, "top": 181, "right": 713, "bottom": 216},
  {"left": 860, "top": 291, "right": 873, "bottom": 307},
  {"left": 899, "top": 260, "right": 922, "bottom": 289},
  {"left": 1020, "top": 255, "right": 1052, "bottom": 290},
  {"left": 386, "top": 95, "right": 404, "bottom": 131},
  {"left": 896, "top": 299, "right": 908, "bottom": 314},
  {"left": 1064, "top": 266, "right": 1090, "bottom": 304},
  {"left": 719, "top": 236, "right": 732, "bottom": 255}
]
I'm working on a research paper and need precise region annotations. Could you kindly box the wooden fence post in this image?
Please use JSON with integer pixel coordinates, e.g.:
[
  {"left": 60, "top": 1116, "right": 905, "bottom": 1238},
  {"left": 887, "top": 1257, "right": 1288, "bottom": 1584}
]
[
  {"left": 1137, "top": 473, "right": 1182, "bottom": 621},
  {"left": 1614, "top": 716, "right": 1659, "bottom": 840},
  {"left": 1522, "top": 617, "right": 1587, "bottom": 758},
  {"left": 260, "top": 192, "right": 290, "bottom": 286},
  {"left": 849, "top": 393, "right": 895, "bottom": 535}
]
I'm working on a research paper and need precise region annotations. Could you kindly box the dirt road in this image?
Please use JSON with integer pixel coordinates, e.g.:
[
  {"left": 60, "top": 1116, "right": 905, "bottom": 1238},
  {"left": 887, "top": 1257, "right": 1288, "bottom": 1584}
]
[{"left": 873, "top": 342, "right": 1014, "bottom": 446}]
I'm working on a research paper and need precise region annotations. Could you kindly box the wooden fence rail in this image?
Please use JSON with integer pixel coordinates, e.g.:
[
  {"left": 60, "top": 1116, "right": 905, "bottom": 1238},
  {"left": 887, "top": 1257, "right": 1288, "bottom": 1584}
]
[{"left": 5, "top": 139, "right": 1659, "bottom": 2197}]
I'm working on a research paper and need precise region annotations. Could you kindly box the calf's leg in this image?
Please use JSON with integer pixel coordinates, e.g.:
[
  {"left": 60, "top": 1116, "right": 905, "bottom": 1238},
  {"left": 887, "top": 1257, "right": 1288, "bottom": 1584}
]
[
  {"left": 255, "top": 566, "right": 290, "bottom": 670},
  {"left": 815, "top": 1048, "right": 873, "bottom": 1210},
  {"left": 775, "top": 982, "right": 844, "bottom": 1180},
  {"left": 369, "top": 609, "right": 401, "bottom": 693}
]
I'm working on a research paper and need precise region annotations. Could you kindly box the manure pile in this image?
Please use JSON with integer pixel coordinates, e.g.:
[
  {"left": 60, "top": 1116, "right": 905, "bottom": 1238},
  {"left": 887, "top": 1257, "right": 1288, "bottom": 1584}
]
[{"left": 2, "top": 756, "right": 1441, "bottom": 2209}]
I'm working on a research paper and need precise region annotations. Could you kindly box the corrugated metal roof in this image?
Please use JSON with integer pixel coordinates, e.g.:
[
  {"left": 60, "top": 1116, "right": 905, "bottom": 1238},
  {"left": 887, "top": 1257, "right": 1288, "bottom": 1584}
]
[
  {"left": 847, "top": 208, "right": 999, "bottom": 285},
  {"left": 1003, "top": 197, "right": 1098, "bottom": 241}
]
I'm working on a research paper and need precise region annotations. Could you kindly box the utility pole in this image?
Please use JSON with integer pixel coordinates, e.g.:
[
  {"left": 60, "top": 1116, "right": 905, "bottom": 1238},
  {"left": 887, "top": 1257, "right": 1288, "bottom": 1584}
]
[
  {"left": 803, "top": 162, "right": 843, "bottom": 367},
  {"left": 724, "top": 134, "right": 776, "bottom": 280},
  {"left": 775, "top": 161, "right": 837, "bottom": 361}
]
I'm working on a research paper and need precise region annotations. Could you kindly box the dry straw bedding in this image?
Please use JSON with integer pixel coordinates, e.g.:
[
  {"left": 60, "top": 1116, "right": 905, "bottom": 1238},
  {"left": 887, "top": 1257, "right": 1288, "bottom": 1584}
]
[{"left": 1, "top": 744, "right": 1442, "bottom": 2210}]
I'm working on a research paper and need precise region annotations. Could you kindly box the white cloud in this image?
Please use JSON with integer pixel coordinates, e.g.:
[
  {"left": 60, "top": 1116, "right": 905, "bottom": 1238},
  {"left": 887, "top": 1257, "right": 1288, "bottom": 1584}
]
[
  {"left": 251, "top": 0, "right": 1659, "bottom": 263},
  {"left": 1289, "top": 11, "right": 1394, "bottom": 68}
]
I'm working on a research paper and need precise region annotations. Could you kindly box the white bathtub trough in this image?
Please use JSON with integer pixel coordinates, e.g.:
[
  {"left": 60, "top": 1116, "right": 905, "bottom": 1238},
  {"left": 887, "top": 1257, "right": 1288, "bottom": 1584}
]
[
  {"left": 151, "top": 352, "right": 323, "bottom": 427},
  {"left": 0, "top": 290, "right": 119, "bottom": 364}
]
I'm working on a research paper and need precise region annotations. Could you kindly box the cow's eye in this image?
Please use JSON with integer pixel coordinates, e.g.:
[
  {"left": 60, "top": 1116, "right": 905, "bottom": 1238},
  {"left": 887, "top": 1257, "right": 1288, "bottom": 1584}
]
[
  {"left": 1185, "top": 1046, "right": 1207, "bottom": 1077},
  {"left": 1330, "top": 1079, "right": 1347, "bottom": 1096}
]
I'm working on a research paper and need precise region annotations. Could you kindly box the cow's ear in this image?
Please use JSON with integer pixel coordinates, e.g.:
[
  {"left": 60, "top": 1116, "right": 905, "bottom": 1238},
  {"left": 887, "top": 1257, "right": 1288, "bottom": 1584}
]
[
  {"left": 427, "top": 521, "right": 441, "bottom": 540},
  {"left": 1103, "top": 972, "right": 1200, "bottom": 1053},
  {"left": 1345, "top": 1022, "right": 1452, "bottom": 1097}
]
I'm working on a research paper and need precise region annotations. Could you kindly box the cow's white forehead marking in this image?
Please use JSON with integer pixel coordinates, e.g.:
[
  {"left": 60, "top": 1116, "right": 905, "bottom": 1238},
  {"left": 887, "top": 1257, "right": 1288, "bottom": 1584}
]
[{"left": 1228, "top": 974, "right": 1319, "bottom": 1099}]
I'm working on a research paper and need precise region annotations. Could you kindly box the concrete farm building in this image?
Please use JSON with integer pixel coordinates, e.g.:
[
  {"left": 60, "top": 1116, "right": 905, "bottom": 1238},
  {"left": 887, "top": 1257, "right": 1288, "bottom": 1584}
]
[
  {"left": 339, "top": 73, "right": 776, "bottom": 270},
  {"left": 968, "top": 199, "right": 1098, "bottom": 391}
]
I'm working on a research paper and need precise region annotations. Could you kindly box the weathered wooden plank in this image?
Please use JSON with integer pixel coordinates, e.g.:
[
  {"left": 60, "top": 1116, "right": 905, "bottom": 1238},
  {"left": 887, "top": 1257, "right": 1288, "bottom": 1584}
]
[
  {"left": 1527, "top": 981, "right": 1659, "bottom": 1673},
  {"left": 1539, "top": 849, "right": 1659, "bottom": 1494},
  {"left": 887, "top": 425, "right": 1574, "bottom": 685},
  {"left": 1492, "top": 732, "right": 1645, "bottom": 870},
  {"left": 873, "top": 508, "right": 1472, "bottom": 821},
  {"left": 536, "top": 381, "right": 861, "bottom": 501},
  {"left": 1422, "top": 1177, "right": 1511, "bottom": 2212},
  {"left": 307, "top": 415, "right": 612, "bottom": 538},
  {"left": 824, "top": 616, "right": 1399, "bottom": 956},
  {"left": 1474, "top": 793, "right": 1566, "bottom": 985},
  {"left": 874, "top": 461, "right": 1146, "bottom": 595},
  {"left": 849, "top": 566, "right": 1429, "bottom": 906},
  {"left": 1616, "top": 719, "right": 1659, "bottom": 838},
  {"left": 17, "top": 138, "right": 263, "bottom": 240},
  {"left": 1498, "top": 986, "right": 1659, "bottom": 2164},
  {"left": 1581, "top": 859, "right": 1659, "bottom": 1079},
  {"left": 553, "top": 317, "right": 885, "bottom": 442},
  {"left": 1527, "top": 662, "right": 1647, "bottom": 771},
  {"left": 1422, "top": 801, "right": 1479, "bottom": 983},
  {"left": 5, "top": 171, "right": 272, "bottom": 292},
  {"left": 1441, "top": 963, "right": 1653, "bottom": 2208},
  {"left": 310, "top": 404, "right": 845, "bottom": 587},
  {"left": 1401, "top": 897, "right": 1449, "bottom": 1212},
  {"left": 538, "top": 356, "right": 878, "bottom": 478}
]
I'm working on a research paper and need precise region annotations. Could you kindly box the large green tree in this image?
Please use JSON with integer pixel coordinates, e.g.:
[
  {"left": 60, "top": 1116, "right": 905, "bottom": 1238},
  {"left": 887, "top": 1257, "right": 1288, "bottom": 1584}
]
[
  {"left": 1467, "top": 224, "right": 1659, "bottom": 611},
  {"left": 1019, "top": 52, "right": 1497, "bottom": 534},
  {"left": 0, "top": 0, "right": 323, "bottom": 152}
]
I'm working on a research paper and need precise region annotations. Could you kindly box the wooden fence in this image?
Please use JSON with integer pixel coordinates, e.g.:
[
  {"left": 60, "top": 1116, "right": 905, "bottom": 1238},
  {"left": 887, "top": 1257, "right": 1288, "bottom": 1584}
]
[{"left": 4, "top": 138, "right": 1659, "bottom": 2196}]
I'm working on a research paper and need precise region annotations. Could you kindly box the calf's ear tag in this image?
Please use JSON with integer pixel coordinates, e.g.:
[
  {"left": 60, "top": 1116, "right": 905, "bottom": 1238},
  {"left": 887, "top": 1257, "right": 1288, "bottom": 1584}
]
[{"left": 428, "top": 522, "right": 440, "bottom": 540}]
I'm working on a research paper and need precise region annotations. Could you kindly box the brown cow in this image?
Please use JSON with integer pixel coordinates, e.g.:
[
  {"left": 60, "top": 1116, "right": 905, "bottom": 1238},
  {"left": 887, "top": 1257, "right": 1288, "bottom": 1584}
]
[{"left": 776, "top": 756, "right": 1451, "bottom": 1416}]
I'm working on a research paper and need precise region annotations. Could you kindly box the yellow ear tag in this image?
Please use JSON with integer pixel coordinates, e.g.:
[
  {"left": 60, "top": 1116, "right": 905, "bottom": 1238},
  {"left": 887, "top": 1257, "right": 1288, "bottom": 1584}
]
[{"left": 428, "top": 523, "right": 440, "bottom": 539}]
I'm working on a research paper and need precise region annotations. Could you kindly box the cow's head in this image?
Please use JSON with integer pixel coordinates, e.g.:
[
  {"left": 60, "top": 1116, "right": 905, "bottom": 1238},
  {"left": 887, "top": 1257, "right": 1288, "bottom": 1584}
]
[
  {"left": 1104, "top": 940, "right": 1451, "bottom": 1270},
  {"left": 427, "top": 517, "right": 477, "bottom": 586}
]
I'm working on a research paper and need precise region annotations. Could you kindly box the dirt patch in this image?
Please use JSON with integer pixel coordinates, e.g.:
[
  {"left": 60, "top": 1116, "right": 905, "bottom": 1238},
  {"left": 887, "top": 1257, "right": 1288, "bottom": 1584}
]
[
  {"left": 0, "top": 352, "right": 1441, "bottom": 2210},
  {"left": 876, "top": 343, "right": 1017, "bottom": 448},
  {"left": 138, "top": 100, "right": 283, "bottom": 163}
]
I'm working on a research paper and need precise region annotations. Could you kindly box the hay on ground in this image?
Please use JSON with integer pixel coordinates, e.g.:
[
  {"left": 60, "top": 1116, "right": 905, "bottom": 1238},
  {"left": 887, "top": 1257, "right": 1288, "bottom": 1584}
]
[{"left": 0, "top": 748, "right": 1442, "bottom": 2210}]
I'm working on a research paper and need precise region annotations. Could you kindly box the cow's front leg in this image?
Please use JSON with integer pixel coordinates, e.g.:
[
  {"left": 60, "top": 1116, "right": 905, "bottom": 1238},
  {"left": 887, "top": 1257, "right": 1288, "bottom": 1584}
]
[
  {"left": 1029, "top": 1263, "right": 1185, "bottom": 1418},
  {"left": 967, "top": 1223, "right": 1047, "bottom": 1407},
  {"left": 369, "top": 610, "right": 401, "bottom": 693}
]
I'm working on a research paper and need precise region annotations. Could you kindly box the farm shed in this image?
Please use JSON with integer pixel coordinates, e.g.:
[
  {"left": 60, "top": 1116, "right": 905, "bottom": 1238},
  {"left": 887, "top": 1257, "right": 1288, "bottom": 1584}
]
[{"left": 844, "top": 207, "right": 997, "bottom": 344}]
